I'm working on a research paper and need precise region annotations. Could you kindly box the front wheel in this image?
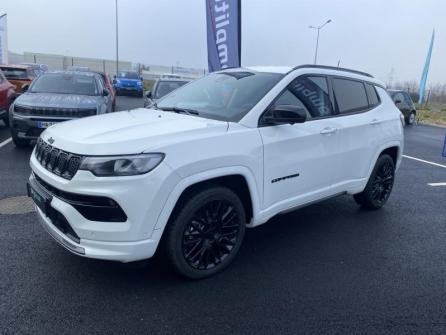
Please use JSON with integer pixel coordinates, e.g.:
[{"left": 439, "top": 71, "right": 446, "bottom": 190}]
[
  {"left": 164, "top": 187, "right": 246, "bottom": 279},
  {"left": 1, "top": 115, "right": 8, "bottom": 127},
  {"left": 354, "top": 154, "right": 395, "bottom": 210}
]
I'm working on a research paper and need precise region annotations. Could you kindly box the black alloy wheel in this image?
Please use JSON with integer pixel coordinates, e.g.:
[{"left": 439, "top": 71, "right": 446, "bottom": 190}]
[
  {"left": 354, "top": 154, "right": 395, "bottom": 210},
  {"left": 165, "top": 187, "right": 246, "bottom": 279},
  {"left": 182, "top": 199, "right": 241, "bottom": 270}
]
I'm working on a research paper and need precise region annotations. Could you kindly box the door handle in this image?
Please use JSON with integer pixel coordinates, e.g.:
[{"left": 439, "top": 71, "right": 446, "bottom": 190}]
[
  {"left": 320, "top": 127, "right": 338, "bottom": 135},
  {"left": 369, "top": 119, "right": 381, "bottom": 125}
]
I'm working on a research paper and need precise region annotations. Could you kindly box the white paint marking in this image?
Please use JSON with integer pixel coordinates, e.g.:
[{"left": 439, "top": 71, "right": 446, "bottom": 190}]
[
  {"left": 0, "top": 137, "right": 12, "bottom": 149},
  {"left": 403, "top": 155, "right": 446, "bottom": 169},
  {"left": 427, "top": 182, "right": 446, "bottom": 187}
]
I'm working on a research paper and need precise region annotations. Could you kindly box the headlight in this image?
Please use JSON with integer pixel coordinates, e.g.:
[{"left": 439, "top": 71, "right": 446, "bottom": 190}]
[
  {"left": 137, "top": 81, "right": 143, "bottom": 86},
  {"left": 79, "top": 153, "right": 164, "bottom": 176}
]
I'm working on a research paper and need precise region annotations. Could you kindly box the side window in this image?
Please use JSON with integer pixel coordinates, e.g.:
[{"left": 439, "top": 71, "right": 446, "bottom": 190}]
[
  {"left": 288, "top": 76, "right": 334, "bottom": 117},
  {"left": 393, "top": 92, "right": 405, "bottom": 104},
  {"left": 333, "top": 78, "right": 369, "bottom": 113},
  {"left": 365, "top": 83, "right": 380, "bottom": 107},
  {"left": 403, "top": 93, "right": 413, "bottom": 105}
]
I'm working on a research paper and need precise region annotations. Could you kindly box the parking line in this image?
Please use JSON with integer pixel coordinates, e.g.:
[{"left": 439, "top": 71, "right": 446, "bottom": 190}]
[
  {"left": 403, "top": 155, "right": 446, "bottom": 169},
  {"left": 427, "top": 182, "right": 446, "bottom": 187},
  {"left": 0, "top": 137, "right": 12, "bottom": 149}
]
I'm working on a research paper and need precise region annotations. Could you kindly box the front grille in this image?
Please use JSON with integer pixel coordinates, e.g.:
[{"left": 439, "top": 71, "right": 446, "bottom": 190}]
[
  {"left": 15, "top": 104, "right": 97, "bottom": 118},
  {"left": 35, "top": 138, "right": 82, "bottom": 180}
]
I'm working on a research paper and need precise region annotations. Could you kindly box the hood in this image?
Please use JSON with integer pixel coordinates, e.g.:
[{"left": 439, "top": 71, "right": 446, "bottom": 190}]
[
  {"left": 41, "top": 108, "right": 229, "bottom": 155},
  {"left": 116, "top": 78, "right": 141, "bottom": 86},
  {"left": 15, "top": 92, "right": 100, "bottom": 109}
]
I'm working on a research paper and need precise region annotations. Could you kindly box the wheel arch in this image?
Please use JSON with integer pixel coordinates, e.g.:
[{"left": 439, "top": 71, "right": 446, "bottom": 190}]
[
  {"left": 365, "top": 142, "right": 402, "bottom": 182},
  {"left": 153, "top": 167, "right": 261, "bottom": 234}
]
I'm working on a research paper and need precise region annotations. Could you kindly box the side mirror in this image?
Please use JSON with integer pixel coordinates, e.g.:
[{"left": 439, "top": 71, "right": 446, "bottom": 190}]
[
  {"left": 140, "top": 76, "right": 144, "bottom": 81},
  {"left": 22, "top": 84, "right": 29, "bottom": 92},
  {"left": 146, "top": 91, "right": 152, "bottom": 99},
  {"left": 103, "top": 89, "right": 110, "bottom": 97},
  {"left": 263, "top": 105, "right": 307, "bottom": 125}
]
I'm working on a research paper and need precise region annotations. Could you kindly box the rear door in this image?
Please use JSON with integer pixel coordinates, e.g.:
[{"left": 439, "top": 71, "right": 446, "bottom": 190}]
[
  {"left": 259, "top": 75, "right": 341, "bottom": 210},
  {"left": 331, "top": 78, "right": 383, "bottom": 184}
]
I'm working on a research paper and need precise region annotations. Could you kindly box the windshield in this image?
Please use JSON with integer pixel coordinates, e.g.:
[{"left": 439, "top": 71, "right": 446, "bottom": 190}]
[
  {"left": 118, "top": 71, "right": 139, "bottom": 79},
  {"left": 154, "top": 81, "right": 188, "bottom": 99},
  {"left": 157, "top": 72, "right": 283, "bottom": 122},
  {"left": 29, "top": 73, "right": 99, "bottom": 96},
  {"left": 0, "top": 67, "right": 29, "bottom": 79}
]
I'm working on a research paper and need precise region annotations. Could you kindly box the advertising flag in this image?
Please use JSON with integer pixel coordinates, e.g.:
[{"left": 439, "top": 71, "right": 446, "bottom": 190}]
[
  {"left": 206, "top": 0, "right": 241, "bottom": 72},
  {"left": 0, "top": 14, "right": 8, "bottom": 64},
  {"left": 418, "top": 30, "right": 435, "bottom": 104}
]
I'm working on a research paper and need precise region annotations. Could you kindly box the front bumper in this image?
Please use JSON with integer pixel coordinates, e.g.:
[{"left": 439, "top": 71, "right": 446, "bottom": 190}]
[
  {"left": 115, "top": 85, "right": 143, "bottom": 93},
  {"left": 11, "top": 113, "right": 72, "bottom": 140},
  {"left": 29, "top": 149, "right": 180, "bottom": 262},
  {"left": 36, "top": 206, "right": 159, "bottom": 261}
]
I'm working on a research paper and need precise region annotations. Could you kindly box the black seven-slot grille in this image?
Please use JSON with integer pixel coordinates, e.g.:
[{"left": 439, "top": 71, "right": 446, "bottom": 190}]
[
  {"left": 15, "top": 104, "right": 97, "bottom": 118},
  {"left": 35, "top": 138, "right": 82, "bottom": 180}
]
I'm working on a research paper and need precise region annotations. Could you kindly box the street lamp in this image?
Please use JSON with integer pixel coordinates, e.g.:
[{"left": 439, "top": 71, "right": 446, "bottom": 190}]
[{"left": 308, "top": 19, "right": 332, "bottom": 65}]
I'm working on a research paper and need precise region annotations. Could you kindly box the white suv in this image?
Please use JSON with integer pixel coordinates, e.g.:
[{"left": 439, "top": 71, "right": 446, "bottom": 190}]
[{"left": 28, "top": 65, "right": 404, "bottom": 278}]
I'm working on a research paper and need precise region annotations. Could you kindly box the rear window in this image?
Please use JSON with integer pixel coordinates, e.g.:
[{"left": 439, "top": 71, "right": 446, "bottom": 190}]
[
  {"left": 365, "top": 83, "right": 380, "bottom": 107},
  {"left": 0, "top": 68, "right": 28, "bottom": 80},
  {"left": 333, "top": 78, "right": 369, "bottom": 113},
  {"left": 29, "top": 73, "right": 99, "bottom": 96}
]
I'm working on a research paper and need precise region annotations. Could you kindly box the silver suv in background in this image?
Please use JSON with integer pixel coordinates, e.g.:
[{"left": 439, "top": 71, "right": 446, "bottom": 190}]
[
  {"left": 9, "top": 71, "right": 113, "bottom": 147},
  {"left": 144, "top": 78, "right": 190, "bottom": 107}
]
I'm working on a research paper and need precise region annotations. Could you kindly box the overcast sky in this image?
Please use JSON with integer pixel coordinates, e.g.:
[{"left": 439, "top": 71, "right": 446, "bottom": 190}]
[{"left": 1, "top": 0, "right": 444, "bottom": 85}]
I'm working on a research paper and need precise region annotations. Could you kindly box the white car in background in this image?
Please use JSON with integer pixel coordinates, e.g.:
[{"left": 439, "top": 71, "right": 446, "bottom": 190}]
[{"left": 28, "top": 65, "right": 404, "bottom": 278}]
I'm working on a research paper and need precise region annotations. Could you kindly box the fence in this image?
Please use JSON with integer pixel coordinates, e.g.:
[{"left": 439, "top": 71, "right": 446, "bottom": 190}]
[{"left": 8, "top": 51, "right": 205, "bottom": 79}]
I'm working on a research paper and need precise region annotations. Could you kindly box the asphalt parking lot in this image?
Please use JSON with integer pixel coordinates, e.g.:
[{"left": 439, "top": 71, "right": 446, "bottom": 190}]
[{"left": 1, "top": 97, "right": 445, "bottom": 334}]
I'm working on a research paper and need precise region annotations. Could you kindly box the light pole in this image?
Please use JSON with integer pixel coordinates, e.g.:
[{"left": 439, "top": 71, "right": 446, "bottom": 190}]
[
  {"left": 115, "top": 0, "right": 119, "bottom": 76},
  {"left": 309, "top": 19, "right": 332, "bottom": 65}
]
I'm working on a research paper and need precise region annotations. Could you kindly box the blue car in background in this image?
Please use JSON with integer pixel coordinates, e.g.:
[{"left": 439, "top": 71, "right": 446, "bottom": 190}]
[{"left": 113, "top": 71, "right": 144, "bottom": 97}]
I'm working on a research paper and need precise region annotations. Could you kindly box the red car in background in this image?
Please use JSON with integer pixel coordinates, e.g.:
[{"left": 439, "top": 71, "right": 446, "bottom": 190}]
[
  {"left": 0, "top": 69, "right": 16, "bottom": 126},
  {"left": 95, "top": 71, "right": 116, "bottom": 111}
]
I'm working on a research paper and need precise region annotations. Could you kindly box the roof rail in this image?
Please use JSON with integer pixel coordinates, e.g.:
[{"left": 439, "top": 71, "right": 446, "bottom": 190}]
[{"left": 289, "top": 64, "right": 373, "bottom": 78}]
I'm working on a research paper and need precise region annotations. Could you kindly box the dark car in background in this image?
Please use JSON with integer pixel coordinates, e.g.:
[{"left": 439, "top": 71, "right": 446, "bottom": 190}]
[
  {"left": 144, "top": 78, "right": 189, "bottom": 107},
  {"left": 388, "top": 89, "right": 417, "bottom": 125},
  {"left": 9, "top": 71, "right": 113, "bottom": 147},
  {"left": 0, "top": 69, "right": 16, "bottom": 126},
  {"left": 67, "top": 66, "right": 116, "bottom": 111},
  {"left": 0, "top": 64, "right": 37, "bottom": 95},
  {"left": 113, "top": 71, "right": 144, "bottom": 97}
]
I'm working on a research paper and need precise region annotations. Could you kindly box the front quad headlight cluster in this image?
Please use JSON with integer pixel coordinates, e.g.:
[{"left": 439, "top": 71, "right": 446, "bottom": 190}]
[{"left": 79, "top": 153, "right": 164, "bottom": 177}]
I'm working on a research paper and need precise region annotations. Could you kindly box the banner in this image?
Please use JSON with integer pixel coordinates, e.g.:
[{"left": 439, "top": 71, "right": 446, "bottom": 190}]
[
  {"left": 206, "top": 0, "right": 241, "bottom": 72},
  {"left": 418, "top": 30, "right": 435, "bottom": 104},
  {"left": 0, "top": 14, "right": 7, "bottom": 64}
]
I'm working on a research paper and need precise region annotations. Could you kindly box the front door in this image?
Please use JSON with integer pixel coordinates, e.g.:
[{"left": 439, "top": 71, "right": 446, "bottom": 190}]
[{"left": 259, "top": 75, "right": 341, "bottom": 211}]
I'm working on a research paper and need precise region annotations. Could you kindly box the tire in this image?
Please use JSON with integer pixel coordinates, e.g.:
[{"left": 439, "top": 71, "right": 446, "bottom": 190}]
[
  {"left": 2, "top": 115, "right": 8, "bottom": 127},
  {"left": 11, "top": 129, "right": 31, "bottom": 147},
  {"left": 406, "top": 111, "right": 416, "bottom": 125},
  {"left": 164, "top": 186, "right": 246, "bottom": 279},
  {"left": 354, "top": 154, "right": 395, "bottom": 210}
]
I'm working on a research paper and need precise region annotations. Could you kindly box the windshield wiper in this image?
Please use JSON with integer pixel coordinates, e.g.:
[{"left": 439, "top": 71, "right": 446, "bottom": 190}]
[{"left": 158, "top": 106, "right": 199, "bottom": 116}]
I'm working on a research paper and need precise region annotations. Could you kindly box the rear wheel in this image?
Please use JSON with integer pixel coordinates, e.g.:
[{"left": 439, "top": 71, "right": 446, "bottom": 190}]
[
  {"left": 354, "top": 154, "right": 395, "bottom": 210},
  {"left": 165, "top": 186, "right": 246, "bottom": 279},
  {"left": 406, "top": 111, "right": 416, "bottom": 125}
]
